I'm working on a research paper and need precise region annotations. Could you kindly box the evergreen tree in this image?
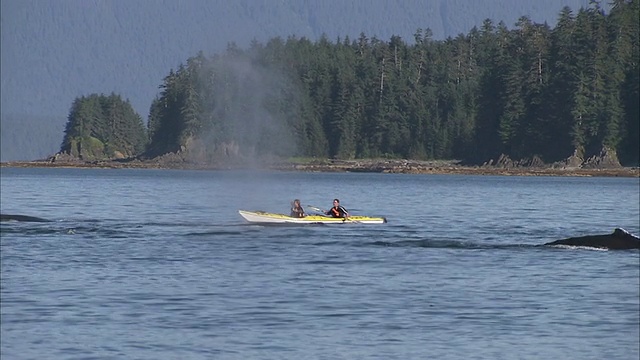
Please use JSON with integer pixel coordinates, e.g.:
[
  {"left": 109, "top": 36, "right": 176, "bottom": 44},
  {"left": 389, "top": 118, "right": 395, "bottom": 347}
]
[
  {"left": 610, "top": 0, "right": 639, "bottom": 165},
  {"left": 139, "top": 1, "right": 636, "bottom": 166},
  {"left": 61, "top": 93, "right": 146, "bottom": 160},
  {"left": 547, "top": 6, "right": 579, "bottom": 160}
]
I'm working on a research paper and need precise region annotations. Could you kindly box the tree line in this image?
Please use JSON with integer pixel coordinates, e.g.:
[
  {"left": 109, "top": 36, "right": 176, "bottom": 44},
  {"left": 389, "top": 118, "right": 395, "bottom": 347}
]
[{"left": 62, "top": 0, "right": 639, "bottom": 166}]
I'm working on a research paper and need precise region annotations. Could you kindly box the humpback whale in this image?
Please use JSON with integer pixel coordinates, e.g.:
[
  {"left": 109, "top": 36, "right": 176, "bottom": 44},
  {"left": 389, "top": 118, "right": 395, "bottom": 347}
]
[
  {"left": 545, "top": 228, "right": 640, "bottom": 250},
  {"left": 0, "top": 214, "right": 51, "bottom": 222}
]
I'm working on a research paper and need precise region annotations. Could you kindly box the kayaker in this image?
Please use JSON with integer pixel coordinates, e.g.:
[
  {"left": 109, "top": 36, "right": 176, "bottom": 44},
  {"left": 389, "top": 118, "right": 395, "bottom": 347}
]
[
  {"left": 325, "top": 198, "right": 349, "bottom": 218},
  {"left": 290, "top": 199, "right": 306, "bottom": 218}
]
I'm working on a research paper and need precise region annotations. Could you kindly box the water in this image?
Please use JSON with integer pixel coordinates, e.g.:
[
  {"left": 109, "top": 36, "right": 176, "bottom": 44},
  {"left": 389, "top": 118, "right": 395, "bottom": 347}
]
[{"left": 1, "top": 167, "right": 638, "bottom": 360}]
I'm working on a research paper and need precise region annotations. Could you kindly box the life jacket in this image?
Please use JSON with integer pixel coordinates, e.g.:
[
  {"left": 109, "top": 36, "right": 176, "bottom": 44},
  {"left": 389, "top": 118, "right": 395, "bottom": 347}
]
[
  {"left": 291, "top": 206, "right": 304, "bottom": 218},
  {"left": 330, "top": 207, "right": 340, "bottom": 217}
]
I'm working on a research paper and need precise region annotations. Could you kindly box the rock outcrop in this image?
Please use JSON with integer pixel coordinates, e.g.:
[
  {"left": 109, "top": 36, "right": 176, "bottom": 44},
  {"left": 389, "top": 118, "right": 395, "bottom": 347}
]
[
  {"left": 484, "top": 146, "right": 622, "bottom": 170},
  {"left": 581, "top": 146, "right": 621, "bottom": 169},
  {"left": 484, "top": 154, "right": 546, "bottom": 168}
]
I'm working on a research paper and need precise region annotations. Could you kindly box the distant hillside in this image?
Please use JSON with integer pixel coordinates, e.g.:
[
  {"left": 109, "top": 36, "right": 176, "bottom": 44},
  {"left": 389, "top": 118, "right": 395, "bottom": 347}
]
[{"left": 1, "top": 0, "right": 606, "bottom": 161}]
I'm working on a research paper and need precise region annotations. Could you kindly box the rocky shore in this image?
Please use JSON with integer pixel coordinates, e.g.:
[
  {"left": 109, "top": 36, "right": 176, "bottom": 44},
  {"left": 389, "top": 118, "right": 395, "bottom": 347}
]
[
  {"left": 1, "top": 156, "right": 638, "bottom": 177},
  {"left": 274, "top": 159, "right": 639, "bottom": 177}
]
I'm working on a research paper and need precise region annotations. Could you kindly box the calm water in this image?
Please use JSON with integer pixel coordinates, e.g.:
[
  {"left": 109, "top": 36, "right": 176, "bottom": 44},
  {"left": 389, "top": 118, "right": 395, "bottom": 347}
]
[{"left": 1, "top": 167, "right": 639, "bottom": 360}]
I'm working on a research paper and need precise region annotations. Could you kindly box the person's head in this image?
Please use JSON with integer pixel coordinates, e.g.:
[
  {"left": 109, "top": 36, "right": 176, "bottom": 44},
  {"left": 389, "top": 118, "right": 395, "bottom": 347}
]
[
  {"left": 333, "top": 199, "right": 340, "bottom": 206},
  {"left": 294, "top": 199, "right": 301, "bottom": 207}
]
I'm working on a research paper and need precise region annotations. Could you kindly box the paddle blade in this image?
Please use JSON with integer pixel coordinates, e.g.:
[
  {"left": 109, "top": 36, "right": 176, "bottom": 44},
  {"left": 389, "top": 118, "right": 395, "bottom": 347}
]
[{"left": 307, "top": 205, "right": 324, "bottom": 213}]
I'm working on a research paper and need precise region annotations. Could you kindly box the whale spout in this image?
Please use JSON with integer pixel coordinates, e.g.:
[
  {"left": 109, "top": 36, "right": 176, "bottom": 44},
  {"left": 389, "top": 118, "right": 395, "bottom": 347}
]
[
  {"left": 0, "top": 214, "right": 51, "bottom": 222},
  {"left": 545, "top": 228, "right": 640, "bottom": 250}
]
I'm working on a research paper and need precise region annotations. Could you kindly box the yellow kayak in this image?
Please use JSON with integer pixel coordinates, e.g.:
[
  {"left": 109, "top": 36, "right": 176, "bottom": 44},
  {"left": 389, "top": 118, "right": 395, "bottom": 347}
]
[{"left": 238, "top": 210, "right": 387, "bottom": 224}]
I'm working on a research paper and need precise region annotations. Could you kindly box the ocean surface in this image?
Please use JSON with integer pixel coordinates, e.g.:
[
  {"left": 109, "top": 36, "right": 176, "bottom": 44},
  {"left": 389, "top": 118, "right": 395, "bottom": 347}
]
[{"left": 1, "top": 167, "right": 638, "bottom": 360}]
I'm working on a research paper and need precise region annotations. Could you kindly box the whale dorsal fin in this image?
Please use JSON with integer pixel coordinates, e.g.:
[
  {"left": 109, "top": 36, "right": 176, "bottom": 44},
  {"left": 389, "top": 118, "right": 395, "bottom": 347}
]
[{"left": 614, "top": 228, "right": 640, "bottom": 240}]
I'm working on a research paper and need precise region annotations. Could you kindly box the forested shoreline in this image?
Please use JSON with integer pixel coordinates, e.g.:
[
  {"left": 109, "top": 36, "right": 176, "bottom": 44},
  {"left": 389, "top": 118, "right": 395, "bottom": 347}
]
[{"left": 58, "top": 1, "right": 638, "bottom": 167}]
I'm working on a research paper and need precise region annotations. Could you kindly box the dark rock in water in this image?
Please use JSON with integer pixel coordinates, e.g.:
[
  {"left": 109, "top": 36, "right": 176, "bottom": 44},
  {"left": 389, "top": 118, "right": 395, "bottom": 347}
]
[
  {"left": 545, "top": 228, "right": 640, "bottom": 250},
  {"left": 1, "top": 214, "right": 51, "bottom": 222}
]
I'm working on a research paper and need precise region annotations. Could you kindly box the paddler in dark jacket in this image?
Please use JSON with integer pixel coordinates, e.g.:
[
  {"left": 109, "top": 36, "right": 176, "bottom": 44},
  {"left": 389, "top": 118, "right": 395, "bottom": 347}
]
[
  {"left": 325, "top": 198, "right": 349, "bottom": 218},
  {"left": 290, "top": 199, "right": 305, "bottom": 218}
]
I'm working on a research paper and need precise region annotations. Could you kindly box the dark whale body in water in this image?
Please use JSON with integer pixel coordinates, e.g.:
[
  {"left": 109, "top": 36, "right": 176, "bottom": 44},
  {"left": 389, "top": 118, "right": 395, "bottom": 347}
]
[
  {"left": 545, "top": 228, "right": 640, "bottom": 250},
  {"left": 0, "top": 214, "right": 51, "bottom": 222}
]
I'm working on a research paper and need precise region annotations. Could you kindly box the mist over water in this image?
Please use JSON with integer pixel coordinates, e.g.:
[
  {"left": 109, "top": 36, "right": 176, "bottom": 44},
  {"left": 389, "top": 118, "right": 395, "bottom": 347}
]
[{"left": 184, "top": 54, "right": 300, "bottom": 167}]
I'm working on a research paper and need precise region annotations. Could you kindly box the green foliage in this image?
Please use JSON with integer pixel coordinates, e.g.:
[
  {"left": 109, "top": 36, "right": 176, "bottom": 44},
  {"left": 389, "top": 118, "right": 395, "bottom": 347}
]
[
  {"left": 144, "top": 1, "right": 638, "bottom": 166},
  {"left": 61, "top": 93, "right": 147, "bottom": 160}
]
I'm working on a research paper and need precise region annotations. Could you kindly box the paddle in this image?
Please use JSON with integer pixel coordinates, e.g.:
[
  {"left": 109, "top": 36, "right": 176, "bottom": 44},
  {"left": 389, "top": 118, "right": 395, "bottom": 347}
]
[
  {"left": 306, "top": 205, "right": 330, "bottom": 217},
  {"left": 307, "top": 205, "right": 325, "bottom": 214}
]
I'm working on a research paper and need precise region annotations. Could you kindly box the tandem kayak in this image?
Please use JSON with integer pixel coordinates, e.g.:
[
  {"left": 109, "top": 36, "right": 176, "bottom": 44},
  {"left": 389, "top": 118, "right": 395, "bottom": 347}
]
[{"left": 238, "top": 210, "right": 387, "bottom": 224}]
